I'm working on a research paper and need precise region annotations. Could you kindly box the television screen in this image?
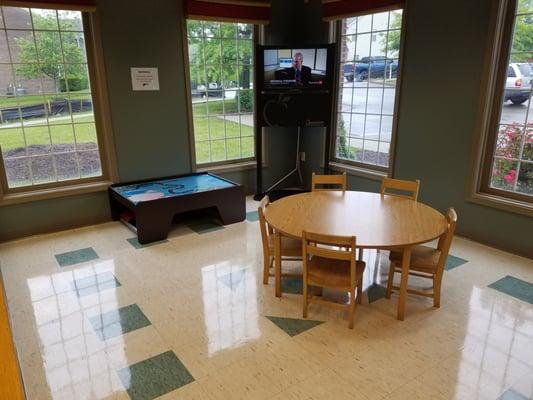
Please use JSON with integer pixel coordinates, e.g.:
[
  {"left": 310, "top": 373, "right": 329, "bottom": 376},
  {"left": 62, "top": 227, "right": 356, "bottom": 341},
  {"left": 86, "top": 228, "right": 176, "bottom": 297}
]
[{"left": 263, "top": 47, "right": 329, "bottom": 89}]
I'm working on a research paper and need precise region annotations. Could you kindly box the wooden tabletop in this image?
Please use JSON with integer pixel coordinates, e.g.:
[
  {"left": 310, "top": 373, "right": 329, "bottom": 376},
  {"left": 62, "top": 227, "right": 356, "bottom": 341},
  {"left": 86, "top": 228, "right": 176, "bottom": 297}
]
[{"left": 264, "top": 191, "right": 447, "bottom": 249}]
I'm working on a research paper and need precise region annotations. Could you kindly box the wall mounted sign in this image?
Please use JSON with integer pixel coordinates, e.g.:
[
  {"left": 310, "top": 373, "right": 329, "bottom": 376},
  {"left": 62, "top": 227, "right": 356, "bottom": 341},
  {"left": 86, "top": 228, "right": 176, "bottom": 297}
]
[{"left": 131, "top": 67, "right": 159, "bottom": 91}]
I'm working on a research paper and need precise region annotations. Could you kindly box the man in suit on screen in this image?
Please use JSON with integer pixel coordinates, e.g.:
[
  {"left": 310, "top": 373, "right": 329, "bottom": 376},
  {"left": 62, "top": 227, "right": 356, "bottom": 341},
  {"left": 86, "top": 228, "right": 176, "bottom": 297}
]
[{"left": 275, "top": 52, "right": 312, "bottom": 85}]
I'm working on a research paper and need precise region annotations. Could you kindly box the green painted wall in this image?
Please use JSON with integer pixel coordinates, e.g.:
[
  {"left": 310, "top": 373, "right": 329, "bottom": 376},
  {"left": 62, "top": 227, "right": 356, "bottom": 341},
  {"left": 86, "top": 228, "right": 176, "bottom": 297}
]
[{"left": 99, "top": 0, "right": 192, "bottom": 181}]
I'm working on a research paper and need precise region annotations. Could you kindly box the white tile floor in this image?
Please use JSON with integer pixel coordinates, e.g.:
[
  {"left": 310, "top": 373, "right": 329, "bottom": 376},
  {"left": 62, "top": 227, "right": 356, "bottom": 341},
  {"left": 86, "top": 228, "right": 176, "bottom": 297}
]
[{"left": 0, "top": 197, "right": 532, "bottom": 400}]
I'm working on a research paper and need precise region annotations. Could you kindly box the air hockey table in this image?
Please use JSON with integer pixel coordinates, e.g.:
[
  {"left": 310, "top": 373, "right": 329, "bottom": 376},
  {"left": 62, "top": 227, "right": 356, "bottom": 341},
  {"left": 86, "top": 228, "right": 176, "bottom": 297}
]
[{"left": 108, "top": 172, "right": 245, "bottom": 244}]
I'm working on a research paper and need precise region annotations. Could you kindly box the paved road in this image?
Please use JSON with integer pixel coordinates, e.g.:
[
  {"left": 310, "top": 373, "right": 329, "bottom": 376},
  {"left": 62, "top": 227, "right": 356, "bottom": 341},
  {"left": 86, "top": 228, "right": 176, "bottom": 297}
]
[{"left": 339, "top": 80, "right": 532, "bottom": 147}]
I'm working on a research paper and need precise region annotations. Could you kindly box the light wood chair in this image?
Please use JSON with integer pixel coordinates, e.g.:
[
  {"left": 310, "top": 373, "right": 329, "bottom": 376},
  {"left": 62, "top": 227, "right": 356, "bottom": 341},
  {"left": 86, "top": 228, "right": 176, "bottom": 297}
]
[
  {"left": 380, "top": 177, "right": 420, "bottom": 200},
  {"left": 302, "top": 231, "right": 366, "bottom": 329},
  {"left": 311, "top": 172, "right": 347, "bottom": 191},
  {"left": 258, "top": 196, "right": 302, "bottom": 285},
  {"left": 386, "top": 207, "right": 458, "bottom": 308}
]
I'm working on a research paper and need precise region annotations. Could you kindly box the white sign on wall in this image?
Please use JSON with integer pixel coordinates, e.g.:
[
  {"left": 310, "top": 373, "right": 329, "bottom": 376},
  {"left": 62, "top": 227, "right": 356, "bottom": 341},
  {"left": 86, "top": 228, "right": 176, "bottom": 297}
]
[{"left": 131, "top": 67, "right": 159, "bottom": 91}]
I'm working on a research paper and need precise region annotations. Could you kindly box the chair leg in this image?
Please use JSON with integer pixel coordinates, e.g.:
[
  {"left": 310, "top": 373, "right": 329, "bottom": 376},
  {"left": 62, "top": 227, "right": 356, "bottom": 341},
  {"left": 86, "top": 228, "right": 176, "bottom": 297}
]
[
  {"left": 386, "top": 261, "right": 396, "bottom": 298},
  {"left": 263, "top": 255, "right": 271, "bottom": 284},
  {"left": 357, "top": 280, "right": 363, "bottom": 304},
  {"left": 348, "top": 288, "right": 356, "bottom": 329},
  {"left": 303, "top": 282, "right": 308, "bottom": 318},
  {"left": 433, "top": 275, "right": 442, "bottom": 308}
]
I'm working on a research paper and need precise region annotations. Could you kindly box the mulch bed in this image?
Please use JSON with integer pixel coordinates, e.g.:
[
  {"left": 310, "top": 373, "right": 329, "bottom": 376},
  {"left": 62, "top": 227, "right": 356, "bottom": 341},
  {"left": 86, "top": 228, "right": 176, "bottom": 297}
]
[{"left": 3, "top": 143, "right": 101, "bottom": 184}]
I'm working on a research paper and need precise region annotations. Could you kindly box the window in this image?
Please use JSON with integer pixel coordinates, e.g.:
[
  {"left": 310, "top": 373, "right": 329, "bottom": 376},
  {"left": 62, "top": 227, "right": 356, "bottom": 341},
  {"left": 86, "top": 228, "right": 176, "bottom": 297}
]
[
  {"left": 478, "top": 0, "right": 532, "bottom": 204},
  {"left": 186, "top": 20, "right": 255, "bottom": 166},
  {"left": 334, "top": 10, "right": 403, "bottom": 171},
  {"left": 0, "top": 6, "right": 112, "bottom": 193}
]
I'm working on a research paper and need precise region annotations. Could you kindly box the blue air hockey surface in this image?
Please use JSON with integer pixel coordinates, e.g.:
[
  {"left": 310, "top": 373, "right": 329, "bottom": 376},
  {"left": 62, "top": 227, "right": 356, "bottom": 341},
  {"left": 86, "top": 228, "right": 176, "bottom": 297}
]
[
  {"left": 111, "top": 173, "right": 235, "bottom": 205},
  {"left": 108, "top": 172, "right": 245, "bottom": 244}
]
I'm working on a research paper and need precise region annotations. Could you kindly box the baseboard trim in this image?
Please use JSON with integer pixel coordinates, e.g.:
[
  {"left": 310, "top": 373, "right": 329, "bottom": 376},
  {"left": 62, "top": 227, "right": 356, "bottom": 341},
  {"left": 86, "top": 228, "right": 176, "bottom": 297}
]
[{"left": 0, "top": 215, "right": 112, "bottom": 244}]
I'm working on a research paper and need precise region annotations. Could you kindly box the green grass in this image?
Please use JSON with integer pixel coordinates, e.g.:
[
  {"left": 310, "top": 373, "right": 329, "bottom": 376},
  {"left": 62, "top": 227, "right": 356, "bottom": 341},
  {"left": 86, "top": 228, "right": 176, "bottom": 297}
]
[
  {"left": 0, "top": 90, "right": 92, "bottom": 109},
  {"left": 192, "top": 98, "right": 254, "bottom": 163},
  {"left": 0, "top": 113, "right": 96, "bottom": 152}
]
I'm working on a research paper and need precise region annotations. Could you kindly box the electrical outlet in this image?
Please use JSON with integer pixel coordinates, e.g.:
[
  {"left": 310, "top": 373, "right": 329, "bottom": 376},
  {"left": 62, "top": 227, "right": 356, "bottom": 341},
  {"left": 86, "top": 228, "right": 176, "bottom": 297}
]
[{"left": 300, "top": 152, "right": 306, "bottom": 162}]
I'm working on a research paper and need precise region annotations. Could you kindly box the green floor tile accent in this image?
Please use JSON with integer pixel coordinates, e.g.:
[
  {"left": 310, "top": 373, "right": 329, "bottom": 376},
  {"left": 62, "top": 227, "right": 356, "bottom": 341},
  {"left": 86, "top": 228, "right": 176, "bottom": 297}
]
[
  {"left": 127, "top": 237, "right": 169, "bottom": 249},
  {"left": 266, "top": 316, "right": 324, "bottom": 337},
  {"left": 89, "top": 304, "right": 151, "bottom": 341},
  {"left": 246, "top": 211, "right": 259, "bottom": 222},
  {"left": 117, "top": 351, "right": 194, "bottom": 400},
  {"left": 186, "top": 218, "right": 224, "bottom": 234},
  {"left": 445, "top": 254, "right": 468, "bottom": 271},
  {"left": 367, "top": 283, "right": 387, "bottom": 303},
  {"left": 281, "top": 277, "right": 303, "bottom": 295},
  {"left": 488, "top": 275, "right": 533, "bottom": 304},
  {"left": 499, "top": 389, "right": 530, "bottom": 400},
  {"left": 55, "top": 247, "right": 99, "bottom": 267},
  {"left": 71, "top": 271, "right": 121, "bottom": 297},
  {"left": 219, "top": 270, "right": 246, "bottom": 290}
]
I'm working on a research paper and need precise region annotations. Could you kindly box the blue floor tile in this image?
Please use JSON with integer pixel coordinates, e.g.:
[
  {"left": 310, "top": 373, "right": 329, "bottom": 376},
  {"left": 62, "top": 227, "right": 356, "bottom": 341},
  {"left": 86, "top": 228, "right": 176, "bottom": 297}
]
[
  {"left": 127, "top": 237, "right": 168, "bottom": 249},
  {"left": 89, "top": 304, "right": 151, "bottom": 341},
  {"left": 367, "top": 283, "right": 387, "bottom": 303},
  {"left": 186, "top": 218, "right": 224, "bottom": 234},
  {"left": 55, "top": 247, "right": 99, "bottom": 267},
  {"left": 445, "top": 254, "right": 468, "bottom": 271},
  {"left": 488, "top": 275, "right": 533, "bottom": 304},
  {"left": 246, "top": 211, "right": 259, "bottom": 222},
  {"left": 71, "top": 271, "right": 121, "bottom": 297},
  {"left": 281, "top": 277, "right": 303, "bottom": 295},
  {"left": 266, "top": 316, "right": 324, "bottom": 337},
  {"left": 117, "top": 351, "right": 194, "bottom": 400},
  {"left": 218, "top": 270, "right": 246, "bottom": 290},
  {"left": 499, "top": 388, "right": 530, "bottom": 400}
]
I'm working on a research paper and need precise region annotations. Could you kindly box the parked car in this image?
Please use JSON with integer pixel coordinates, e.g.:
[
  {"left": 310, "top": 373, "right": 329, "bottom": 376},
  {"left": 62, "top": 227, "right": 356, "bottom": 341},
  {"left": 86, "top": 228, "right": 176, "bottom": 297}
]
[
  {"left": 343, "top": 56, "right": 399, "bottom": 82},
  {"left": 504, "top": 63, "right": 532, "bottom": 105},
  {"left": 191, "top": 82, "right": 225, "bottom": 98}
]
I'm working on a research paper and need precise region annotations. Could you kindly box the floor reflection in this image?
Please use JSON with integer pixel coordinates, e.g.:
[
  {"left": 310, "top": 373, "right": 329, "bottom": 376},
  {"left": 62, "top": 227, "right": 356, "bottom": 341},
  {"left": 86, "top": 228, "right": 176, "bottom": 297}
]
[
  {"left": 201, "top": 261, "right": 260, "bottom": 356},
  {"left": 27, "top": 260, "right": 126, "bottom": 399}
]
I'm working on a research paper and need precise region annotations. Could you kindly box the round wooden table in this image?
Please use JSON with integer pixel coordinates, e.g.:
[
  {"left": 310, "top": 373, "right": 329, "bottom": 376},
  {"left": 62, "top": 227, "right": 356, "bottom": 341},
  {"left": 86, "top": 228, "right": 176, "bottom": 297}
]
[{"left": 264, "top": 191, "right": 448, "bottom": 320}]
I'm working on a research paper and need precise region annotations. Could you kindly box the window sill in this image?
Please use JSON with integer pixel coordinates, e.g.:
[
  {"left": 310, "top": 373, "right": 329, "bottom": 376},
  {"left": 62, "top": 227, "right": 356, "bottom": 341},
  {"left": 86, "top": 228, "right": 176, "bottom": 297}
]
[
  {"left": 0, "top": 180, "right": 112, "bottom": 206},
  {"left": 329, "top": 161, "right": 388, "bottom": 181},
  {"left": 196, "top": 160, "right": 257, "bottom": 174},
  {"left": 466, "top": 191, "right": 533, "bottom": 218}
]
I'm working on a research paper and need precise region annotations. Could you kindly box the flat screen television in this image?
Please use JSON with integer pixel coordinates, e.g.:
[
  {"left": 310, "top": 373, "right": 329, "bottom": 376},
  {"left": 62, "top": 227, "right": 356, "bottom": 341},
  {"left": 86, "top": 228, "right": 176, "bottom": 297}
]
[{"left": 259, "top": 44, "right": 335, "bottom": 91}]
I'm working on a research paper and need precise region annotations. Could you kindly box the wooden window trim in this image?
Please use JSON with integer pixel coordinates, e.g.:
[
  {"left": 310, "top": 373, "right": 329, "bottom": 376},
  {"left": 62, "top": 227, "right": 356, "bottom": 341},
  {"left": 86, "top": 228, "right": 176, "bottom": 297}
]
[
  {"left": 467, "top": 0, "right": 533, "bottom": 217},
  {"left": 0, "top": 10, "right": 118, "bottom": 206},
  {"left": 182, "top": 19, "right": 258, "bottom": 170},
  {"left": 329, "top": 8, "right": 407, "bottom": 176}
]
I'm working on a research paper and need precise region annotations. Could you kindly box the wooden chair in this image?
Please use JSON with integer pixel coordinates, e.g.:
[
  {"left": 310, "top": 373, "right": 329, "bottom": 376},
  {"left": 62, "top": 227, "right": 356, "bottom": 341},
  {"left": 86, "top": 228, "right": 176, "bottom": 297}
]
[
  {"left": 380, "top": 177, "right": 420, "bottom": 200},
  {"left": 258, "top": 196, "right": 302, "bottom": 285},
  {"left": 302, "top": 231, "right": 366, "bottom": 329},
  {"left": 386, "top": 207, "right": 458, "bottom": 308},
  {"left": 311, "top": 172, "right": 347, "bottom": 191}
]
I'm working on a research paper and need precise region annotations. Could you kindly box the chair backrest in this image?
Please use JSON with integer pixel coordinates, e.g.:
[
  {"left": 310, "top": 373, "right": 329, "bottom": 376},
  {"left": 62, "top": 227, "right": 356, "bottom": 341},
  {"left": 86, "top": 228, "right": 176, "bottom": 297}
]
[
  {"left": 380, "top": 177, "right": 420, "bottom": 201},
  {"left": 302, "top": 231, "right": 357, "bottom": 284},
  {"left": 257, "top": 195, "right": 272, "bottom": 252},
  {"left": 436, "top": 207, "right": 458, "bottom": 267},
  {"left": 311, "top": 172, "right": 347, "bottom": 191}
]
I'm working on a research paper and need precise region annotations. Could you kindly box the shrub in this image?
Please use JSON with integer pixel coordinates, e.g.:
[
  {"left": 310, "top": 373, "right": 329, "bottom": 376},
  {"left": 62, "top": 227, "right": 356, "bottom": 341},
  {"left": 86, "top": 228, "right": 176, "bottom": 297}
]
[
  {"left": 60, "top": 75, "right": 88, "bottom": 92},
  {"left": 238, "top": 89, "right": 253, "bottom": 112}
]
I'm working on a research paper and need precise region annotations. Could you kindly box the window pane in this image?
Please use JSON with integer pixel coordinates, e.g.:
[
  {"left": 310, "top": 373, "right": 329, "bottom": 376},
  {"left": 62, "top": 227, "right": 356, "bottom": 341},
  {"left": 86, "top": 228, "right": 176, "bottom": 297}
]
[
  {"left": 334, "top": 11, "right": 403, "bottom": 168},
  {"left": 187, "top": 20, "right": 255, "bottom": 165},
  {"left": 488, "top": 7, "right": 533, "bottom": 197},
  {"left": 517, "top": 161, "right": 533, "bottom": 194},
  {"left": 0, "top": 6, "right": 103, "bottom": 188}
]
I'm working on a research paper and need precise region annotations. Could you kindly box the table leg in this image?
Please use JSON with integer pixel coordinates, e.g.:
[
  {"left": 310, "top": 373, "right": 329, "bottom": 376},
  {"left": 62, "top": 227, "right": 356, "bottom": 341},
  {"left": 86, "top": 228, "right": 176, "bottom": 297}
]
[
  {"left": 397, "top": 246, "right": 411, "bottom": 321},
  {"left": 275, "top": 231, "right": 282, "bottom": 298}
]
